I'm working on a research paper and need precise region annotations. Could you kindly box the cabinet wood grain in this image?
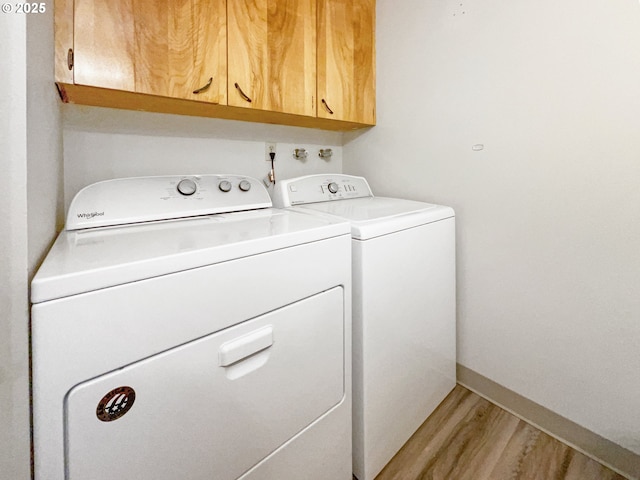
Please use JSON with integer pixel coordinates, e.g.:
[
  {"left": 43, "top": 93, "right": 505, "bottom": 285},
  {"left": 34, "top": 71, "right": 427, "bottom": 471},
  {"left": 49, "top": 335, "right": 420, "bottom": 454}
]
[
  {"left": 73, "top": 0, "right": 136, "bottom": 91},
  {"left": 228, "top": 0, "right": 316, "bottom": 116},
  {"left": 73, "top": 0, "right": 227, "bottom": 104},
  {"left": 317, "top": 0, "right": 376, "bottom": 125},
  {"left": 54, "top": 0, "right": 74, "bottom": 85}
]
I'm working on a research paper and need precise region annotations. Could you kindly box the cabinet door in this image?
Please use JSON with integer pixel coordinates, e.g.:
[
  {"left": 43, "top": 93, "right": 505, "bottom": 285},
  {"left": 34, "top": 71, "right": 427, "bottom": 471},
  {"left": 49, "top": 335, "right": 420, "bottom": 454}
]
[
  {"left": 317, "top": 0, "right": 376, "bottom": 124},
  {"left": 73, "top": 0, "right": 227, "bottom": 104},
  {"left": 228, "top": 0, "right": 316, "bottom": 116}
]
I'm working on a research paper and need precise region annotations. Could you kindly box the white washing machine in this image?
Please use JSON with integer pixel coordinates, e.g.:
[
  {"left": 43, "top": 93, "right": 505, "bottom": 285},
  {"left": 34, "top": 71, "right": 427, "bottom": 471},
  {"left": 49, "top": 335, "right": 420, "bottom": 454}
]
[
  {"left": 31, "top": 174, "right": 353, "bottom": 480},
  {"left": 272, "top": 174, "right": 456, "bottom": 480}
]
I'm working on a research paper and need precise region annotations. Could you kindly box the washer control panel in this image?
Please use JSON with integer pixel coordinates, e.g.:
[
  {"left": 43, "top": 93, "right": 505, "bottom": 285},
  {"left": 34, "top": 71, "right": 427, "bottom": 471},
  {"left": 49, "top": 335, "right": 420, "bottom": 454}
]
[
  {"left": 272, "top": 174, "right": 373, "bottom": 207},
  {"left": 66, "top": 175, "right": 271, "bottom": 230}
]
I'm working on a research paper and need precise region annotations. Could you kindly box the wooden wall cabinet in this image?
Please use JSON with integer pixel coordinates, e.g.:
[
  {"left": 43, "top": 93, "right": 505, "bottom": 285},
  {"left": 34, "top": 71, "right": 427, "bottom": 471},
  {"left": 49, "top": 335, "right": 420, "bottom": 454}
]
[
  {"left": 317, "top": 0, "right": 376, "bottom": 125},
  {"left": 55, "top": 0, "right": 375, "bottom": 131},
  {"left": 228, "top": 0, "right": 316, "bottom": 117},
  {"left": 57, "top": 0, "right": 226, "bottom": 104}
]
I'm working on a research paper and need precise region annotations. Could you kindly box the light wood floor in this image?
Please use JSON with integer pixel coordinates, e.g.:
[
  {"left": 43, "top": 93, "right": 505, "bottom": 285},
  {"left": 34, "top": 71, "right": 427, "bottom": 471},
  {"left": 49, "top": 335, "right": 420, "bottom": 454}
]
[{"left": 375, "top": 385, "right": 627, "bottom": 480}]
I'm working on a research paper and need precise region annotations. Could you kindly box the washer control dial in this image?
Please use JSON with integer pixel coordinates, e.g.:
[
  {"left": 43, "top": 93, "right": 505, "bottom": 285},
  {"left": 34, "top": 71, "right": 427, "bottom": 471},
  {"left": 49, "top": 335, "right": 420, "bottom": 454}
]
[
  {"left": 177, "top": 179, "right": 197, "bottom": 196},
  {"left": 327, "top": 182, "right": 339, "bottom": 194},
  {"left": 219, "top": 180, "right": 232, "bottom": 192},
  {"left": 238, "top": 180, "right": 252, "bottom": 192}
]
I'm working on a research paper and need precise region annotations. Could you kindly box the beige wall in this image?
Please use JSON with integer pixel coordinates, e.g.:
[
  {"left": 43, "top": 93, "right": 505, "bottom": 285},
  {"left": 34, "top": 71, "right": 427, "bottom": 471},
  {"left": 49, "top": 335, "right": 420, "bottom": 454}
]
[
  {"left": 345, "top": 0, "right": 640, "bottom": 455},
  {"left": 27, "top": 12, "right": 65, "bottom": 273},
  {"left": 61, "top": 105, "right": 344, "bottom": 209},
  {"left": 1, "top": 13, "right": 31, "bottom": 479},
  {"left": 1, "top": 8, "right": 64, "bottom": 478}
]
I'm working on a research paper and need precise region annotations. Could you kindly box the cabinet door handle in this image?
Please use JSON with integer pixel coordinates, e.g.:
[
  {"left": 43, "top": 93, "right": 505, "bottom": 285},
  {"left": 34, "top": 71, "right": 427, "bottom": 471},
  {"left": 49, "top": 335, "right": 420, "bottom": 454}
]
[
  {"left": 193, "top": 77, "right": 213, "bottom": 94},
  {"left": 234, "top": 83, "right": 252, "bottom": 103},
  {"left": 321, "top": 98, "right": 334, "bottom": 115}
]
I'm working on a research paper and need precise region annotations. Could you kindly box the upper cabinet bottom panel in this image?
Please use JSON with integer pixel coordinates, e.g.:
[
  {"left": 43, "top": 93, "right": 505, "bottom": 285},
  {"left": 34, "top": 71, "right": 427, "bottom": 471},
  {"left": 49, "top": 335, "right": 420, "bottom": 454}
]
[{"left": 56, "top": 83, "right": 373, "bottom": 131}]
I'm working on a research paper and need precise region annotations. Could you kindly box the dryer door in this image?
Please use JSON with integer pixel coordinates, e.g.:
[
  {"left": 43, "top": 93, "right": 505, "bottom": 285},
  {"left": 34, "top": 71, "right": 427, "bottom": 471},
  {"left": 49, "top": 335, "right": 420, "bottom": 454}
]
[{"left": 64, "top": 287, "right": 345, "bottom": 480}]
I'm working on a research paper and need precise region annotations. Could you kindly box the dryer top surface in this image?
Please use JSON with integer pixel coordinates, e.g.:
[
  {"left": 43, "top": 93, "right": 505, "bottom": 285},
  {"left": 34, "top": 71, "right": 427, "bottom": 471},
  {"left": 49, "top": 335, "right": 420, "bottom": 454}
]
[{"left": 33, "top": 206, "right": 349, "bottom": 304}]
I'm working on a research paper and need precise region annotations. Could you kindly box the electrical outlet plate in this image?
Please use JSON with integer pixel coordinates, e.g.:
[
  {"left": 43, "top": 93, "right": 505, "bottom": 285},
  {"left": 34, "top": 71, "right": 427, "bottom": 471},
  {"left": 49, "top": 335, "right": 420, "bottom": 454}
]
[{"left": 265, "top": 142, "right": 276, "bottom": 161}]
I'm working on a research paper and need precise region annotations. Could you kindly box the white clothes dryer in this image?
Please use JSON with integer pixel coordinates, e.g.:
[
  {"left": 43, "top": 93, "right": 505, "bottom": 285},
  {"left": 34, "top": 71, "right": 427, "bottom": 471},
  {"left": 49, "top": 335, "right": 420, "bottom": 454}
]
[
  {"left": 31, "top": 174, "right": 353, "bottom": 480},
  {"left": 272, "top": 174, "right": 456, "bottom": 480}
]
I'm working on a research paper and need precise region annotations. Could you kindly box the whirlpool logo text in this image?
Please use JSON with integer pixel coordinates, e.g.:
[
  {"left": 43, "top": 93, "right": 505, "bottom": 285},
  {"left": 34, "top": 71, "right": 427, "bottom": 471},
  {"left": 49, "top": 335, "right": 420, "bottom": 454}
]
[{"left": 77, "top": 211, "right": 105, "bottom": 219}]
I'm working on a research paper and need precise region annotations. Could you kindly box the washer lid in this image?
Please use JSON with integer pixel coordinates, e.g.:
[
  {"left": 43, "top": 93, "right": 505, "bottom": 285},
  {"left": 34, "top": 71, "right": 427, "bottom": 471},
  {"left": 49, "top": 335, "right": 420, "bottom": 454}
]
[
  {"left": 31, "top": 209, "right": 350, "bottom": 304},
  {"left": 295, "top": 197, "right": 455, "bottom": 240}
]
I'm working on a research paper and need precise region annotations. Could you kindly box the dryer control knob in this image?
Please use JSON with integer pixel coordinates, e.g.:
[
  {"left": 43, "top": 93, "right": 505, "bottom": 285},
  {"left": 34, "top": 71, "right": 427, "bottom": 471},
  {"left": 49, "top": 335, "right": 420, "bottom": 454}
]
[
  {"left": 327, "top": 182, "right": 339, "bottom": 194},
  {"left": 219, "top": 180, "right": 232, "bottom": 192},
  {"left": 238, "top": 180, "right": 252, "bottom": 192},
  {"left": 177, "top": 179, "right": 197, "bottom": 196}
]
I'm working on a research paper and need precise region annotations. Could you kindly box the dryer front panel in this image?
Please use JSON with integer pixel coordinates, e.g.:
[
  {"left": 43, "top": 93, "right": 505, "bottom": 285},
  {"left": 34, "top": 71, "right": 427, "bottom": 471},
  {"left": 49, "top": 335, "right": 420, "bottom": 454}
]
[{"left": 64, "top": 287, "right": 344, "bottom": 480}]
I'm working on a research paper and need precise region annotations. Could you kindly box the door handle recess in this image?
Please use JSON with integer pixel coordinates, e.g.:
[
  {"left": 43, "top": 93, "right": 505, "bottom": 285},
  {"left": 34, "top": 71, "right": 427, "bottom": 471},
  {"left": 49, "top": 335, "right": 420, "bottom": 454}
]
[{"left": 219, "top": 325, "right": 273, "bottom": 367}]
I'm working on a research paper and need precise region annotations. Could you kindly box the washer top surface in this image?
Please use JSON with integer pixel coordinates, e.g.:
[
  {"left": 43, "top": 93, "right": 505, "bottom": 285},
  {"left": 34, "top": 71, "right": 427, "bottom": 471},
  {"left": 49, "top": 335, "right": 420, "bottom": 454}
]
[
  {"left": 272, "top": 174, "right": 455, "bottom": 240},
  {"left": 31, "top": 175, "right": 349, "bottom": 304}
]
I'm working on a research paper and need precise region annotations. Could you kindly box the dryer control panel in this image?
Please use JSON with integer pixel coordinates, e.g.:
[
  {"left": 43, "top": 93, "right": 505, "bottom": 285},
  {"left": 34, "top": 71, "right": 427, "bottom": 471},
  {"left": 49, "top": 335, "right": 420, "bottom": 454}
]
[
  {"left": 272, "top": 174, "right": 374, "bottom": 207},
  {"left": 66, "top": 175, "right": 271, "bottom": 230}
]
